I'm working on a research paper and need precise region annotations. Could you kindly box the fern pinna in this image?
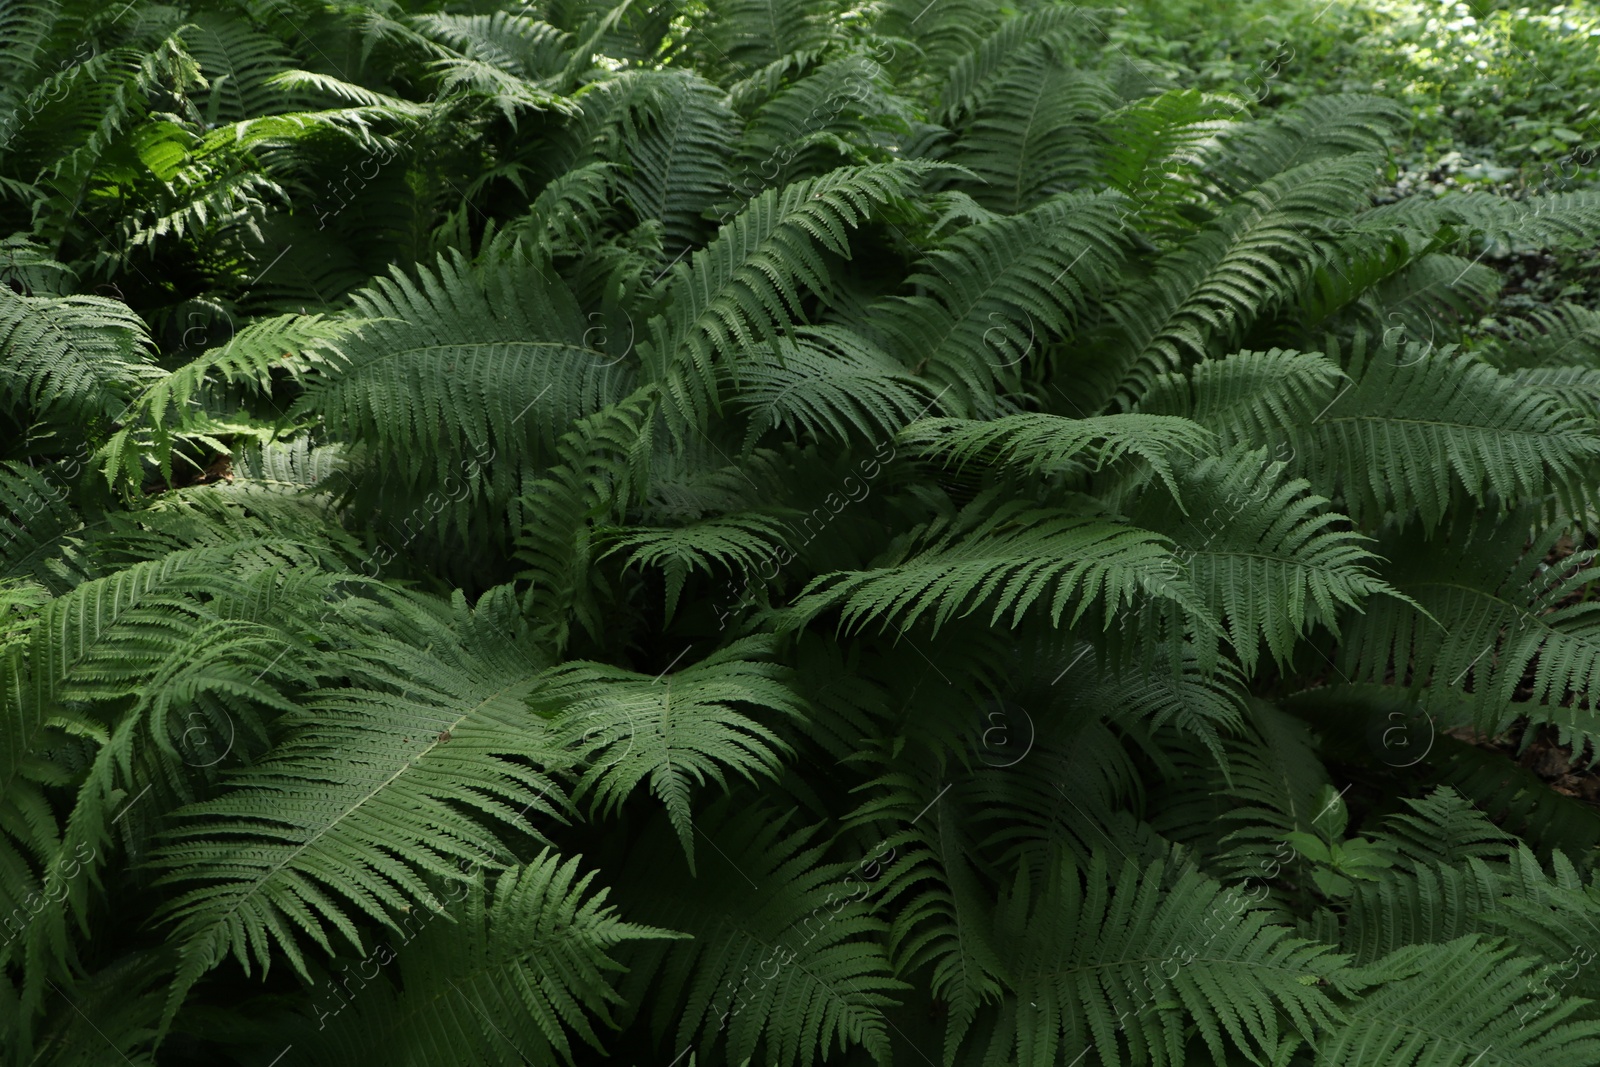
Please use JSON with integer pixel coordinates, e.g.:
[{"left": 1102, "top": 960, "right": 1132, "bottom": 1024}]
[{"left": 6, "top": 0, "right": 1600, "bottom": 1065}]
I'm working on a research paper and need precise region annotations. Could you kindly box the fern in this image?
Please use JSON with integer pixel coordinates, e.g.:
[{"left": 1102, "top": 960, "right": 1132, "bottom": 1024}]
[
  {"left": 1132, "top": 446, "right": 1395, "bottom": 672},
  {"left": 152, "top": 585, "right": 571, "bottom": 1030},
  {"left": 297, "top": 850, "right": 680, "bottom": 1067},
  {"left": 296, "top": 253, "right": 633, "bottom": 502},
  {"left": 531, "top": 637, "right": 803, "bottom": 865},
  {"left": 868, "top": 191, "right": 1130, "bottom": 417},
  {"left": 1325, "top": 937, "right": 1600, "bottom": 1066},
  {"left": 611, "top": 802, "right": 906, "bottom": 1067},
  {"left": 646, "top": 161, "right": 930, "bottom": 430},
  {"left": 1297, "top": 344, "right": 1600, "bottom": 528},
  {"left": 0, "top": 288, "right": 160, "bottom": 441},
  {"left": 970, "top": 850, "right": 1346, "bottom": 1067},
  {"left": 12, "top": 2, "right": 1600, "bottom": 1062},
  {"left": 791, "top": 494, "right": 1206, "bottom": 636}
]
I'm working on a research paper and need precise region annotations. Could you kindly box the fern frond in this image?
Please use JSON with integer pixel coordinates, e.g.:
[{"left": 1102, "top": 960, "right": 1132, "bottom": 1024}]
[
  {"left": 604, "top": 513, "right": 792, "bottom": 622},
  {"left": 299, "top": 850, "right": 680, "bottom": 1066},
  {"left": 945, "top": 39, "right": 1116, "bottom": 213},
  {"left": 935, "top": 6, "right": 1102, "bottom": 123},
  {"left": 1485, "top": 304, "right": 1600, "bottom": 370},
  {"left": 1340, "top": 515, "right": 1600, "bottom": 736},
  {"left": 1109, "top": 154, "right": 1380, "bottom": 403},
  {"left": 1137, "top": 347, "right": 1344, "bottom": 453},
  {"left": 648, "top": 161, "right": 930, "bottom": 430},
  {"left": 515, "top": 388, "right": 657, "bottom": 653},
  {"left": 1300, "top": 345, "right": 1600, "bottom": 528},
  {"left": 297, "top": 253, "right": 633, "bottom": 498},
  {"left": 152, "top": 585, "right": 572, "bottom": 1031},
  {"left": 1324, "top": 936, "right": 1600, "bottom": 1066},
  {"left": 870, "top": 190, "right": 1129, "bottom": 416},
  {"left": 790, "top": 494, "right": 1205, "bottom": 636},
  {"left": 734, "top": 325, "right": 939, "bottom": 443},
  {"left": 100, "top": 313, "right": 361, "bottom": 491},
  {"left": 0, "top": 288, "right": 160, "bottom": 438},
  {"left": 532, "top": 637, "right": 802, "bottom": 865},
  {"left": 1096, "top": 89, "right": 1237, "bottom": 234},
  {"left": 1132, "top": 447, "right": 1394, "bottom": 672},
  {"left": 901, "top": 411, "right": 1212, "bottom": 504},
  {"left": 608, "top": 71, "right": 737, "bottom": 255},
  {"left": 613, "top": 802, "right": 905, "bottom": 1067},
  {"left": 730, "top": 54, "right": 910, "bottom": 198},
  {"left": 968, "top": 850, "right": 1346, "bottom": 1067}
]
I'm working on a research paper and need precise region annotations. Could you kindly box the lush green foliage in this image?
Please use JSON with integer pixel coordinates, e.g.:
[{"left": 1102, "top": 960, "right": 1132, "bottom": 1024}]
[{"left": 7, "top": 1, "right": 1600, "bottom": 1065}]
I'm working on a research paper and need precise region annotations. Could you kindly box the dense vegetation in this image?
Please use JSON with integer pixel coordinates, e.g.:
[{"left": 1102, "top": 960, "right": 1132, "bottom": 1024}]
[{"left": 10, "top": 0, "right": 1600, "bottom": 1064}]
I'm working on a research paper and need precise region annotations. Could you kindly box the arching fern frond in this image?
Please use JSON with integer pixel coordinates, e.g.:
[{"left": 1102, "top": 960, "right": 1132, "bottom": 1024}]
[
  {"left": 153, "top": 585, "right": 572, "bottom": 1032},
  {"left": 1108, "top": 153, "right": 1380, "bottom": 404},
  {"left": 296, "top": 253, "right": 633, "bottom": 502},
  {"left": 944, "top": 39, "right": 1116, "bottom": 213},
  {"left": 733, "top": 325, "right": 939, "bottom": 443},
  {"left": 1297, "top": 345, "right": 1600, "bottom": 528},
  {"left": 1136, "top": 348, "right": 1343, "bottom": 453},
  {"left": 1339, "top": 515, "right": 1600, "bottom": 740},
  {"left": 1131, "top": 447, "right": 1394, "bottom": 673},
  {"left": 0, "top": 288, "right": 160, "bottom": 443},
  {"left": 612, "top": 802, "right": 905, "bottom": 1067},
  {"left": 515, "top": 388, "right": 657, "bottom": 653},
  {"left": 790, "top": 494, "right": 1205, "bottom": 637},
  {"left": 900, "top": 411, "right": 1212, "bottom": 504}
]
